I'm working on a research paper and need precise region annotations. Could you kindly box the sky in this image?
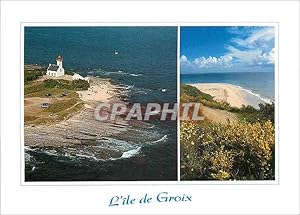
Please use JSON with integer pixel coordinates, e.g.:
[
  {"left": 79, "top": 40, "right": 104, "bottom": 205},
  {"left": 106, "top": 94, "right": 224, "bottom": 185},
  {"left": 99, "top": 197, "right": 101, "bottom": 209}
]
[{"left": 180, "top": 26, "right": 275, "bottom": 74}]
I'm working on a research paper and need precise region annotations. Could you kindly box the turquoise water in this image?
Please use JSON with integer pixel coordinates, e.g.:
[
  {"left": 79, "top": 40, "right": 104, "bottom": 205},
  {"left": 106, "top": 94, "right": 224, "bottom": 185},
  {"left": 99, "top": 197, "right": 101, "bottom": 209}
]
[
  {"left": 24, "top": 27, "right": 177, "bottom": 181},
  {"left": 181, "top": 72, "right": 275, "bottom": 101}
]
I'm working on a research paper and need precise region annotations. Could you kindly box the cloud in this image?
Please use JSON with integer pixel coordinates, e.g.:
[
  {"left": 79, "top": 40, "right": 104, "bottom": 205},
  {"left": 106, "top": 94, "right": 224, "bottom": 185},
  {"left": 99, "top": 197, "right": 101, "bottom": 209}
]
[
  {"left": 180, "top": 55, "right": 188, "bottom": 63},
  {"left": 192, "top": 56, "right": 233, "bottom": 68},
  {"left": 231, "top": 27, "right": 274, "bottom": 49},
  {"left": 226, "top": 27, "right": 275, "bottom": 65},
  {"left": 226, "top": 46, "right": 274, "bottom": 65},
  {"left": 180, "top": 55, "right": 233, "bottom": 73},
  {"left": 181, "top": 27, "right": 275, "bottom": 73},
  {"left": 181, "top": 55, "right": 232, "bottom": 68}
]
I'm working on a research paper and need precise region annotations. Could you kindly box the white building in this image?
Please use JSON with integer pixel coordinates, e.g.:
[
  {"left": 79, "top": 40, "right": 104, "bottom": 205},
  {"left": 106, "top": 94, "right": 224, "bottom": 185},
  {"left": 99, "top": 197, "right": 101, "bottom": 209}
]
[
  {"left": 46, "top": 55, "right": 65, "bottom": 77},
  {"left": 72, "top": 73, "right": 90, "bottom": 83}
]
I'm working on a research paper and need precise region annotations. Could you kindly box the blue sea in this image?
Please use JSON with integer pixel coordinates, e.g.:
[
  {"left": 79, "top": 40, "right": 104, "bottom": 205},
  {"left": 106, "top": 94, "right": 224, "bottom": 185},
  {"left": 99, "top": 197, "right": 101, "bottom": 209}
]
[
  {"left": 181, "top": 72, "right": 275, "bottom": 101},
  {"left": 24, "top": 27, "right": 177, "bottom": 181},
  {"left": 25, "top": 27, "right": 177, "bottom": 103}
]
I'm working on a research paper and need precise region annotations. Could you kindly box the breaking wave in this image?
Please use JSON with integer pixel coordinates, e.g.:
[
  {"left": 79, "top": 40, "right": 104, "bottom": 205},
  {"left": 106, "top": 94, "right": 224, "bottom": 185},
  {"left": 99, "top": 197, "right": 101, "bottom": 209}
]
[
  {"left": 151, "top": 135, "right": 168, "bottom": 144},
  {"left": 92, "top": 68, "right": 143, "bottom": 77},
  {"left": 111, "top": 147, "right": 141, "bottom": 160},
  {"left": 236, "top": 85, "right": 274, "bottom": 104}
]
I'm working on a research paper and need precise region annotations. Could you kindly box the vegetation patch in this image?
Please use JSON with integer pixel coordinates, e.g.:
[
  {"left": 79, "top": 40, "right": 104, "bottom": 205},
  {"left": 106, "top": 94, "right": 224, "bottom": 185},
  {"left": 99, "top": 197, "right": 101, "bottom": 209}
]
[
  {"left": 180, "top": 84, "right": 275, "bottom": 180},
  {"left": 43, "top": 79, "right": 90, "bottom": 91},
  {"left": 180, "top": 84, "right": 274, "bottom": 124},
  {"left": 24, "top": 67, "right": 45, "bottom": 83},
  {"left": 24, "top": 66, "right": 88, "bottom": 125},
  {"left": 181, "top": 120, "right": 275, "bottom": 180}
]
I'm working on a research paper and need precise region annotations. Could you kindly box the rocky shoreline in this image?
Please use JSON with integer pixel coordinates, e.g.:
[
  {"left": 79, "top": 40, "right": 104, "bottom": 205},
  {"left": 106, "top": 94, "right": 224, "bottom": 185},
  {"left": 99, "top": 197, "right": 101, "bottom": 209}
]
[{"left": 24, "top": 76, "right": 164, "bottom": 160}]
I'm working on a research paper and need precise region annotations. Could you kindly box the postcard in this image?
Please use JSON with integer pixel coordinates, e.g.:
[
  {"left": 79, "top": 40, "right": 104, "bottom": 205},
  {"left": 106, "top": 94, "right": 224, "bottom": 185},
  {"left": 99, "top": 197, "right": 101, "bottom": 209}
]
[{"left": 0, "top": 1, "right": 299, "bottom": 215}]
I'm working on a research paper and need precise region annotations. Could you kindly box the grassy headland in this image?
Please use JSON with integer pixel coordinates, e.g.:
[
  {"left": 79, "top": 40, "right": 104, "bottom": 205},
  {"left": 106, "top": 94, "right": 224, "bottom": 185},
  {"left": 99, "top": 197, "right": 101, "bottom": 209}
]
[{"left": 24, "top": 66, "right": 89, "bottom": 125}]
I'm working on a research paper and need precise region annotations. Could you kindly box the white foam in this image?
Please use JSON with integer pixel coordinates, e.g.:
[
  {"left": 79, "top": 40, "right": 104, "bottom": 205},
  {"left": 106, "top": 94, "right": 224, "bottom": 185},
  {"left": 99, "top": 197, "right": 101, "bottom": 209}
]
[
  {"left": 75, "top": 153, "right": 98, "bottom": 161},
  {"left": 110, "top": 147, "right": 141, "bottom": 160},
  {"left": 25, "top": 152, "right": 34, "bottom": 162},
  {"left": 120, "top": 147, "right": 141, "bottom": 159},
  {"left": 152, "top": 134, "right": 168, "bottom": 144},
  {"left": 235, "top": 85, "right": 273, "bottom": 104},
  {"left": 125, "top": 85, "right": 134, "bottom": 90},
  {"left": 95, "top": 137, "right": 134, "bottom": 152},
  {"left": 43, "top": 149, "right": 59, "bottom": 157},
  {"left": 118, "top": 70, "right": 128, "bottom": 75},
  {"left": 129, "top": 73, "right": 142, "bottom": 77},
  {"left": 24, "top": 146, "right": 38, "bottom": 152}
]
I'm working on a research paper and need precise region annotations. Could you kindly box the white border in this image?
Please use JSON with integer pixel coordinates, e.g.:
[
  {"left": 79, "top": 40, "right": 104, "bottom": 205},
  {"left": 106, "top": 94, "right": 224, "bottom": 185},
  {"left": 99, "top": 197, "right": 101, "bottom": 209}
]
[
  {"left": 21, "top": 22, "right": 279, "bottom": 186},
  {"left": 1, "top": 1, "right": 299, "bottom": 214},
  {"left": 177, "top": 26, "right": 181, "bottom": 182}
]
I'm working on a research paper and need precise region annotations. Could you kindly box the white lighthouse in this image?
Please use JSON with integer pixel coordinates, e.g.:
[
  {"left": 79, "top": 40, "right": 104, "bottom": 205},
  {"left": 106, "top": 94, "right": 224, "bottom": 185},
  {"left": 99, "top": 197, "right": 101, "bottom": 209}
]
[
  {"left": 56, "top": 55, "right": 63, "bottom": 67},
  {"left": 46, "top": 55, "right": 65, "bottom": 77}
]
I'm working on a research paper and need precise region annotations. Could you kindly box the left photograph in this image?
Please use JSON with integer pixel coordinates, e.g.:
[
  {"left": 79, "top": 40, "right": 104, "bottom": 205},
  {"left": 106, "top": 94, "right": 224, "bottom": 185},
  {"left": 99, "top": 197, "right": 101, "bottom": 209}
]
[{"left": 24, "top": 26, "right": 178, "bottom": 181}]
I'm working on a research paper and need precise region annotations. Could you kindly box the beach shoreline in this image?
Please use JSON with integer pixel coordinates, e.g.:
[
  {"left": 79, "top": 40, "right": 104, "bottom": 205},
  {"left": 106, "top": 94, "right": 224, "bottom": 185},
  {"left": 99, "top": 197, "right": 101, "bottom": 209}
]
[{"left": 189, "top": 83, "right": 270, "bottom": 109}]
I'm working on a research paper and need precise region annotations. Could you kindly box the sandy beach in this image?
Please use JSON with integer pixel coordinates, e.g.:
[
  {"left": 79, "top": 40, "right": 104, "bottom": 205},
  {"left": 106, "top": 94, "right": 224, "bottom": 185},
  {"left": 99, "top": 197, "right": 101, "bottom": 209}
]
[
  {"left": 189, "top": 83, "right": 267, "bottom": 108},
  {"left": 77, "top": 77, "right": 118, "bottom": 103}
]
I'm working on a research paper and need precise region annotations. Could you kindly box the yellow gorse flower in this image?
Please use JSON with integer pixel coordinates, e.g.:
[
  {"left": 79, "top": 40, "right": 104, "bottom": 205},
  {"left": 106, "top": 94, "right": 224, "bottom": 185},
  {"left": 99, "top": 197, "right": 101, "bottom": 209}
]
[{"left": 180, "top": 120, "right": 275, "bottom": 180}]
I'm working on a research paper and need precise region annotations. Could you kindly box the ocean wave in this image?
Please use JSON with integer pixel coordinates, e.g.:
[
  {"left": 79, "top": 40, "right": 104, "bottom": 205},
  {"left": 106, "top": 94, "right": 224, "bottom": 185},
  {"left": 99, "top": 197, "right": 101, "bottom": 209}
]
[
  {"left": 120, "top": 147, "right": 141, "bottom": 158},
  {"left": 25, "top": 151, "right": 34, "bottom": 163},
  {"left": 130, "top": 86, "right": 152, "bottom": 95},
  {"left": 125, "top": 85, "right": 134, "bottom": 90},
  {"left": 111, "top": 147, "right": 141, "bottom": 160},
  {"left": 151, "top": 134, "right": 168, "bottom": 144},
  {"left": 75, "top": 153, "right": 99, "bottom": 161},
  {"left": 93, "top": 69, "right": 142, "bottom": 77},
  {"left": 235, "top": 85, "right": 273, "bottom": 104},
  {"left": 118, "top": 70, "right": 142, "bottom": 77},
  {"left": 119, "top": 84, "right": 152, "bottom": 98},
  {"left": 129, "top": 73, "right": 142, "bottom": 77},
  {"left": 60, "top": 149, "right": 107, "bottom": 162},
  {"left": 95, "top": 137, "right": 135, "bottom": 152},
  {"left": 43, "top": 149, "right": 60, "bottom": 157},
  {"left": 25, "top": 133, "right": 165, "bottom": 163},
  {"left": 24, "top": 146, "right": 38, "bottom": 152}
]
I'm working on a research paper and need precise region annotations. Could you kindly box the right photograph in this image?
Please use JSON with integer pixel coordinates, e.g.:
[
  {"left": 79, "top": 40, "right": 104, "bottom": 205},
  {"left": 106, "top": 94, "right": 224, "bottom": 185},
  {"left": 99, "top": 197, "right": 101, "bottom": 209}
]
[{"left": 180, "top": 26, "right": 275, "bottom": 181}]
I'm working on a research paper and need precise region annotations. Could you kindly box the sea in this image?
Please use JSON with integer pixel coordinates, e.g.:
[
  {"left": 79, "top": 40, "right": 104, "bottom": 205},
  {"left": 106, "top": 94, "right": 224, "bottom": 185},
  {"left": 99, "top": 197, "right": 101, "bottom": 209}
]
[
  {"left": 181, "top": 72, "right": 275, "bottom": 102},
  {"left": 24, "top": 27, "right": 177, "bottom": 181}
]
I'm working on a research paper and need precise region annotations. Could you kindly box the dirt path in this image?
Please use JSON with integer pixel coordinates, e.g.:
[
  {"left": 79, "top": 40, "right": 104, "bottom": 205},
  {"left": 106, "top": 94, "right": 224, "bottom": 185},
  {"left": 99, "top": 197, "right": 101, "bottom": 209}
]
[{"left": 201, "top": 105, "right": 237, "bottom": 124}]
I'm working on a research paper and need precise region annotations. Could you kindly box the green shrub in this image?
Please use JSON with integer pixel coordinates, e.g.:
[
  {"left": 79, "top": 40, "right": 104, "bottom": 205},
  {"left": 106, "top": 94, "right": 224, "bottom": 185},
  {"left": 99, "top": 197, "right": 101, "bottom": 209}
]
[
  {"left": 24, "top": 69, "right": 45, "bottom": 83},
  {"left": 259, "top": 102, "right": 275, "bottom": 123},
  {"left": 235, "top": 103, "right": 275, "bottom": 124},
  {"left": 43, "top": 79, "right": 58, "bottom": 88},
  {"left": 72, "top": 79, "right": 90, "bottom": 90},
  {"left": 181, "top": 84, "right": 214, "bottom": 102},
  {"left": 180, "top": 120, "right": 275, "bottom": 180},
  {"left": 181, "top": 84, "right": 233, "bottom": 111},
  {"left": 42, "top": 79, "right": 89, "bottom": 91}
]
